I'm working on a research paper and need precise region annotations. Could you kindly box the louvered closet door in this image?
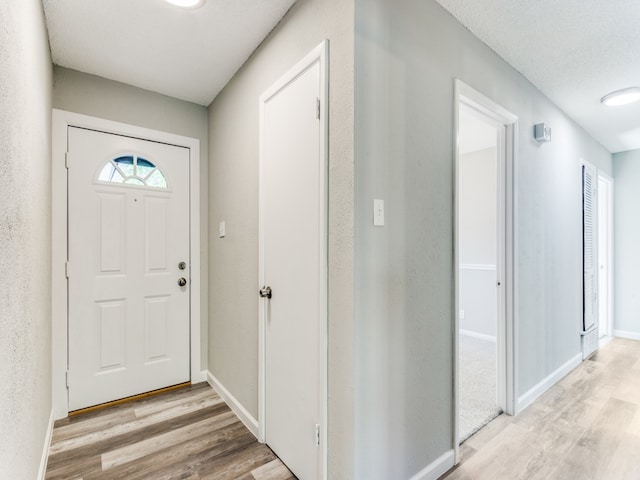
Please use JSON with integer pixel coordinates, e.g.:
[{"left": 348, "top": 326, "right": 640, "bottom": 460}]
[{"left": 583, "top": 163, "right": 597, "bottom": 331}]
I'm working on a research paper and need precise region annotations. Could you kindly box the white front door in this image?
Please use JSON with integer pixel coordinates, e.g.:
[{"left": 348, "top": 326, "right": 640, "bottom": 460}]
[
  {"left": 67, "top": 126, "right": 190, "bottom": 411},
  {"left": 259, "top": 46, "right": 326, "bottom": 480}
]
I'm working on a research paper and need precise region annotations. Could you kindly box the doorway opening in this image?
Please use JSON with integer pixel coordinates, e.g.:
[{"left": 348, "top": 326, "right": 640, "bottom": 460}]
[
  {"left": 454, "top": 80, "right": 517, "bottom": 452},
  {"left": 457, "top": 103, "right": 503, "bottom": 441}
]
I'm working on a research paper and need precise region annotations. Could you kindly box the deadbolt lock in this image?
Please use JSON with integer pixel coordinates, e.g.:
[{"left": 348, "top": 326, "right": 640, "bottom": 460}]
[{"left": 178, "top": 262, "right": 187, "bottom": 270}]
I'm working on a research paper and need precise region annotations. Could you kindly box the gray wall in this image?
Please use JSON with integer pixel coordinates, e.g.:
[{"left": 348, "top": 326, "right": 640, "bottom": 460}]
[
  {"left": 0, "top": 0, "right": 53, "bottom": 478},
  {"left": 613, "top": 149, "right": 640, "bottom": 336},
  {"left": 207, "top": 0, "right": 354, "bottom": 476},
  {"left": 53, "top": 67, "right": 210, "bottom": 369},
  {"left": 354, "top": 0, "right": 611, "bottom": 477}
]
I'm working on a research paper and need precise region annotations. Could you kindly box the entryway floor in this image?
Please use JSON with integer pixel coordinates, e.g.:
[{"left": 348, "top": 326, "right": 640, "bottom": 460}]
[
  {"left": 444, "top": 337, "right": 640, "bottom": 480},
  {"left": 45, "top": 382, "right": 296, "bottom": 480}
]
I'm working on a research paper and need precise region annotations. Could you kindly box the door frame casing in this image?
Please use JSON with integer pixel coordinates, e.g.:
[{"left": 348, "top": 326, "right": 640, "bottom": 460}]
[
  {"left": 453, "top": 79, "right": 518, "bottom": 460},
  {"left": 52, "top": 109, "right": 203, "bottom": 420},
  {"left": 597, "top": 171, "right": 614, "bottom": 339},
  {"left": 258, "top": 40, "right": 329, "bottom": 480}
]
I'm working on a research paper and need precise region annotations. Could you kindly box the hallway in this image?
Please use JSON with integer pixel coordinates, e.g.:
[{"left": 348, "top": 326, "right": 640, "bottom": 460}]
[
  {"left": 443, "top": 338, "right": 640, "bottom": 479},
  {"left": 45, "top": 383, "right": 294, "bottom": 480}
]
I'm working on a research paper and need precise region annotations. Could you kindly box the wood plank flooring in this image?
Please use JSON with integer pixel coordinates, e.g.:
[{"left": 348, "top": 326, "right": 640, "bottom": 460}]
[
  {"left": 46, "top": 382, "right": 296, "bottom": 480},
  {"left": 442, "top": 337, "right": 640, "bottom": 480}
]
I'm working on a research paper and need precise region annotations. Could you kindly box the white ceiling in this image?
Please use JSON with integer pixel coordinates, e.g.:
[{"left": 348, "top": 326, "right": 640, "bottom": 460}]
[
  {"left": 434, "top": 0, "right": 640, "bottom": 153},
  {"left": 44, "top": 1, "right": 640, "bottom": 153},
  {"left": 43, "top": 0, "right": 296, "bottom": 106}
]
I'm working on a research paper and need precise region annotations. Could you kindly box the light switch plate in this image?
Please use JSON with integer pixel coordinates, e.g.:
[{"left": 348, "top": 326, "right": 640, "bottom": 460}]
[
  {"left": 373, "top": 199, "right": 384, "bottom": 226},
  {"left": 219, "top": 221, "right": 226, "bottom": 238}
]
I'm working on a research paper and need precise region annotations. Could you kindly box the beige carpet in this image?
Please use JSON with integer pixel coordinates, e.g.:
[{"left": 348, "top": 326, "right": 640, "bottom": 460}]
[{"left": 459, "top": 334, "right": 502, "bottom": 441}]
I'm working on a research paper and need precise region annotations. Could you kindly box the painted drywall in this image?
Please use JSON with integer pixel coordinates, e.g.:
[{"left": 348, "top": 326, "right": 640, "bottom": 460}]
[
  {"left": 52, "top": 67, "right": 209, "bottom": 369},
  {"left": 207, "top": 0, "right": 354, "bottom": 476},
  {"left": 0, "top": 0, "right": 53, "bottom": 478},
  {"left": 613, "top": 149, "right": 640, "bottom": 337},
  {"left": 354, "top": 0, "right": 612, "bottom": 477},
  {"left": 459, "top": 147, "right": 498, "bottom": 337},
  {"left": 460, "top": 269, "right": 498, "bottom": 338},
  {"left": 459, "top": 147, "right": 497, "bottom": 266}
]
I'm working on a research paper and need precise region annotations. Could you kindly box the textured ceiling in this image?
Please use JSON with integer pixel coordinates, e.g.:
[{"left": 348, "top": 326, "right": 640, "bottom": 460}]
[
  {"left": 434, "top": 0, "right": 640, "bottom": 153},
  {"left": 43, "top": 0, "right": 297, "bottom": 106}
]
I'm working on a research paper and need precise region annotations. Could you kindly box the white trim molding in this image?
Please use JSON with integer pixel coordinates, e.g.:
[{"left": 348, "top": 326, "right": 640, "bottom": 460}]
[
  {"left": 613, "top": 330, "right": 640, "bottom": 341},
  {"left": 52, "top": 109, "right": 202, "bottom": 419},
  {"left": 408, "top": 450, "right": 455, "bottom": 480},
  {"left": 459, "top": 263, "right": 497, "bottom": 271},
  {"left": 38, "top": 410, "right": 54, "bottom": 480},
  {"left": 515, "top": 353, "right": 582, "bottom": 414},
  {"left": 207, "top": 371, "right": 259, "bottom": 438},
  {"left": 460, "top": 329, "right": 497, "bottom": 343}
]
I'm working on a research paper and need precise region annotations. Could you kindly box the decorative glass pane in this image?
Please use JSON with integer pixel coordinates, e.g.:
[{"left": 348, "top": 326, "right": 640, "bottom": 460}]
[
  {"left": 97, "top": 155, "right": 168, "bottom": 189},
  {"left": 125, "top": 178, "right": 145, "bottom": 186},
  {"left": 137, "top": 158, "right": 154, "bottom": 168},
  {"left": 146, "top": 169, "right": 168, "bottom": 189},
  {"left": 98, "top": 163, "right": 119, "bottom": 182},
  {"left": 136, "top": 157, "right": 155, "bottom": 179},
  {"left": 114, "top": 156, "right": 134, "bottom": 165}
]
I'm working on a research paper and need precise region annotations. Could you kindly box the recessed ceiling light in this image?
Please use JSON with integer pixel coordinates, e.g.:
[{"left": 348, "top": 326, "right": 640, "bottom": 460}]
[
  {"left": 164, "top": 0, "right": 205, "bottom": 8},
  {"left": 601, "top": 87, "right": 640, "bottom": 107}
]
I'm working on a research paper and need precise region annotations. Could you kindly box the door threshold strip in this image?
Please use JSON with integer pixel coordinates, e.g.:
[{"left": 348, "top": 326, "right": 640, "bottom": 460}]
[{"left": 69, "top": 381, "right": 192, "bottom": 417}]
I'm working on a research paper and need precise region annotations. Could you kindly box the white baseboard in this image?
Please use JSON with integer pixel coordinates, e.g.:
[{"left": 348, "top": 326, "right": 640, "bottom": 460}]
[
  {"left": 207, "top": 371, "right": 259, "bottom": 438},
  {"left": 599, "top": 335, "right": 613, "bottom": 348},
  {"left": 613, "top": 330, "right": 640, "bottom": 341},
  {"left": 459, "top": 329, "right": 497, "bottom": 343},
  {"left": 408, "top": 450, "right": 455, "bottom": 480},
  {"left": 516, "top": 352, "right": 582, "bottom": 414},
  {"left": 38, "top": 409, "right": 54, "bottom": 480}
]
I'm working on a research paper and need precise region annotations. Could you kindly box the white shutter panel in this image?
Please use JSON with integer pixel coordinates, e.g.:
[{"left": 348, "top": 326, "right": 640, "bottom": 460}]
[{"left": 583, "top": 163, "right": 597, "bottom": 331}]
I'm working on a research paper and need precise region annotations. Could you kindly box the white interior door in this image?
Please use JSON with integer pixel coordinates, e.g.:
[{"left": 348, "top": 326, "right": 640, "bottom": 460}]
[
  {"left": 259, "top": 47, "right": 326, "bottom": 480},
  {"left": 67, "top": 126, "right": 190, "bottom": 411}
]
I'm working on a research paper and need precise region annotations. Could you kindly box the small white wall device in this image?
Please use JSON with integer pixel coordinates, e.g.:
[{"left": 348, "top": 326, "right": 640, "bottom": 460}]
[{"left": 534, "top": 123, "right": 551, "bottom": 143}]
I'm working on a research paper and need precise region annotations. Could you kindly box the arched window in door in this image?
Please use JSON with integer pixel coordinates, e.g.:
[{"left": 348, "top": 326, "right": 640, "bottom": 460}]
[{"left": 98, "top": 155, "right": 168, "bottom": 189}]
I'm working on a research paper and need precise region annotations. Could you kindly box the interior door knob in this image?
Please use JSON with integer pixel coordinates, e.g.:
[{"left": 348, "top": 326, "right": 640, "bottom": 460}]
[
  {"left": 259, "top": 286, "right": 272, "bottom": 299},
  {"left": 178, "top": 277, "right": 187, "bottom": 287}
]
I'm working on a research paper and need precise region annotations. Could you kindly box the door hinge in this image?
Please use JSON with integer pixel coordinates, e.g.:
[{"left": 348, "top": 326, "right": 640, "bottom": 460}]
[
  {"left": 65, "top": 261, "right": 70, "bottom": 278},
  {"left": 65, "top": 370, "right": 70, "bottom": 389},
  {"left": 315, "top": 423, "right": 320, "bottom": 447},
  {"left": 316, "top": 98, "right": 320, "bottom": 120},
  {"left": 65, "top": 152, "right": 70, "bottom": 169}
]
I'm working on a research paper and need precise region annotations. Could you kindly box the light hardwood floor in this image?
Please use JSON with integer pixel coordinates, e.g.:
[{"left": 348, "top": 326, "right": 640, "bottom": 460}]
[
  {"left": 443, "top": 337, "right": 640, "bottom": 480},
  {"left": 46, "top": 383, "right": 295, "bottom": 480}
]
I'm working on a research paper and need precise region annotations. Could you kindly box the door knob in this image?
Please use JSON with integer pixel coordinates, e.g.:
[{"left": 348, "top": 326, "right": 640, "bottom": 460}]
[
  {"left": 178, "top": 277, "right": 187, "bottom": 287},
  {"left": 259, "top": 286, "right": 272, "bottom": 299}
]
